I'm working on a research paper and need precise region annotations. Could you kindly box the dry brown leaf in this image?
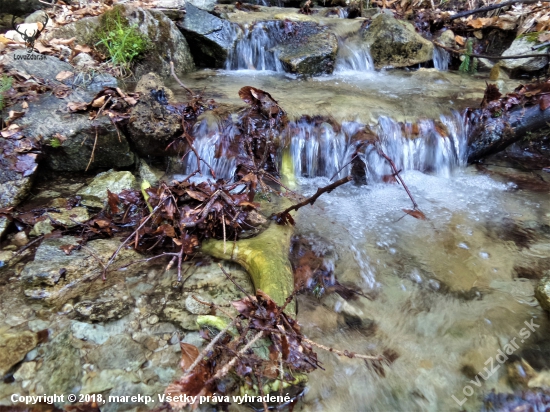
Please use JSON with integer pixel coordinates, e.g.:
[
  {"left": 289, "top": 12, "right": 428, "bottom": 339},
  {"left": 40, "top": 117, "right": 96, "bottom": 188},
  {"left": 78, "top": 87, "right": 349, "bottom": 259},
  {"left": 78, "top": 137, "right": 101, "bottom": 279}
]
[
  {"left": 179, "top": 343, "right": 200, "bottom": 370},
  {"left": 50, "top": 37, "right": 76, "bottom": 46},
  {"left": 21, "top": 101, "right": 29, "bottom": 109},
  {"left": 455, "top": 35, "right": 465, "bottom": 46},
  {"left": 539, "top": 32, "right": 550, "bottom": 43},
  {"left": 73, "top": 44, "right": 92, "bottom": 53},
  {"left": 403, "top": 208, "right": 427, "bottom": 220},
  {"left": 540, "top": 95, "right": 550, "bottom": 111},
  {"left": 55, "top": 71, "right": 74, "bottom": 81},
  {"left": 8, "top": 111, "right": 25, "bottom": 121},
  {"left": 67, "top": 101, "right": 89, "bottom": 112},
  {"left": 91, "top": 95, "right": 107, "bottom": 108}
]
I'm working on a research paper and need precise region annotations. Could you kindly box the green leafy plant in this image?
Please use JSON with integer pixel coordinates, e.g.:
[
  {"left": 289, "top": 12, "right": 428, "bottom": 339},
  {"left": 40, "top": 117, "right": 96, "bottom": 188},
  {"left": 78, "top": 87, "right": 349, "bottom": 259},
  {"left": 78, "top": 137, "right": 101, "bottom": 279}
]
[
  {"left": 0, "top": 75, "right": 13, "bottom": 112},
  {"left": 95, "top": 9, "right": 149, "bottom": 71},
  {"left": 459, "top": 39, "right": 478, "bottom": 75}
]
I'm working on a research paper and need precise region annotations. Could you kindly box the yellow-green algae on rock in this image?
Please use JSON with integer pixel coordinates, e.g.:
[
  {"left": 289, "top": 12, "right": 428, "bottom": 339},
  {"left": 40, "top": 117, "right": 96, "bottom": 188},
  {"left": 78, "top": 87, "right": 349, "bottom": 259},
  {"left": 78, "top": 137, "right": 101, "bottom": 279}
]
[{"left": 201, "top": 222, "right": 295, "bottom": 315}]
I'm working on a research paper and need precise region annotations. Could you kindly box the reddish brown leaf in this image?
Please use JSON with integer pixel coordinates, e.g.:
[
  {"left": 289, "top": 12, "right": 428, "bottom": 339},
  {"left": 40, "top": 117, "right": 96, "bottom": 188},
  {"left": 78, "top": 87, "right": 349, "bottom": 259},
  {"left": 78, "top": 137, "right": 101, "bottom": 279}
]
[
  {"left": 403, "top": 208, "right": 427, "bottom": 220},
  {"left": 179, "top": 343, "right": 200, "bottom": 370},
  {"left": 540, "top": 95, "right": 550, "bottom": 111},
  {"left": 107, "top": 190, "right": 120, "bottom": 214}
]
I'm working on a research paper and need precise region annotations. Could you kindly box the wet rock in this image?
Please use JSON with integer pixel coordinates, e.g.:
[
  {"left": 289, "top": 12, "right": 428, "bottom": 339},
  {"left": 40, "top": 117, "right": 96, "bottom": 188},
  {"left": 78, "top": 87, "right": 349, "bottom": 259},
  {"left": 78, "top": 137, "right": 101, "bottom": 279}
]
[
  {"left": 1, "top": 0, "right": 47, "bottom": 15},
  {"left": 275, "top": 30, "right": 338, "bottom": 76},
  {"left": 1, "top": 51, "right": 116, "bottom": 90},
  {"left": 188, "top": 0, "right": 217, "bottom": 11},
  {"left": 362, "top": 13, "right": 433, "bottom": 69},
  {"left": 103, "top": 381, "right": 164, "bottom": 412},
  {"left": 535, "top": 274, "right": 550, "bottom": 312},
  {"left": 127, "top": 75, "right": 182, "bottom": 156},
  {"left": 185, "top": 294, "right": 211, "bottom": 315},
  {"left": 77, "top": 170, "right": 136, "bottom": 208},
  {"left": 501, "top": 35, "right": 549, "bottom": 72},
  {"left": 0, "top": 217, "right": 9, "bottom": 241},
  {"left": 72, "top": 322, "right": 111, "bottom": 345},
  {"left": 22, "top": 237, "right": 142, "bottom": 306},
  {"left": 0, "top": 137, "right": 39, "bottom": 210},
  {"left": 13, "top": 362, "right": 36, "bottom": 381},
  {"left": 0, "top": 331, "right": 38, "bottom": 376},
  {"left": 178, "top": 3, "right": 242, "bottom": 68},
  {"left": 138, "top": 159, "right": 164, "bottom": 187},
  {"left": 35, "top": 330, "right": 81, "bottom": 394},
  {"left": 12, "top": 90, "right": 134, "bottom": 172},
  {"left": 87, "top": 334, "right": 148, "bottom": 371},
  {"left": 437, "top": 29, "right": 455, "bottom": 49},
  {"left": 80, "top": 369, "right": 140, "bottom": 394},
  {"left": 29, "top": 207, "right": 89, "bottom": 237},
  {"left": 75, "top": 299, "right": 131, "bottom": 322}
]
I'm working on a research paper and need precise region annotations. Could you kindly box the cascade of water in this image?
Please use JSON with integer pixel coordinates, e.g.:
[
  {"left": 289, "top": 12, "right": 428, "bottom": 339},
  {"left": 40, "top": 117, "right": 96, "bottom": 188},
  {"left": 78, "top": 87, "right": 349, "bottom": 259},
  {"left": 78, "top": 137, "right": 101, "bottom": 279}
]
[
  {"left": 225, "top": 22, "right": 284, "bottom": 72},
  {"left": 334, "top": 39, "right": 375, "bottom": 73},
  {"left": 433, "top": 46, "right": 450, "bottom": 71},
  {"left": 286, "top": 113, "right": 468, "bottom": 181},
  {"left": 183, "top": 115, "right": 238, "bottom": 180}
]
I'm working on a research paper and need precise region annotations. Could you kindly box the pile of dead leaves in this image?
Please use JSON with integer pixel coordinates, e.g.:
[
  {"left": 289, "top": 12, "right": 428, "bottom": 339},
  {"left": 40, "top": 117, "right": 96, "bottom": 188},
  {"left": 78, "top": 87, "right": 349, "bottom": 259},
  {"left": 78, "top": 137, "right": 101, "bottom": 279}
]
[
  {"left": 165, "top": 289, "right": 319, "bottom": 410},
  {"left": 478, "top": 79, "right": 550, "bottom": 118},
  {"left": 67, "top": 87, "right": 139, "bottom": 121}
]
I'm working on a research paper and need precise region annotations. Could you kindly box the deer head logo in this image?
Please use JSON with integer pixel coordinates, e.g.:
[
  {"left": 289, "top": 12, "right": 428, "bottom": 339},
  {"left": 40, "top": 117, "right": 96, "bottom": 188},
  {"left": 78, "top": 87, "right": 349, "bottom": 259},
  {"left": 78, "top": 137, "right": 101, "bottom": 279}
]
[{"left": 12, "top": 14, "right": 49, "bottom": 53}]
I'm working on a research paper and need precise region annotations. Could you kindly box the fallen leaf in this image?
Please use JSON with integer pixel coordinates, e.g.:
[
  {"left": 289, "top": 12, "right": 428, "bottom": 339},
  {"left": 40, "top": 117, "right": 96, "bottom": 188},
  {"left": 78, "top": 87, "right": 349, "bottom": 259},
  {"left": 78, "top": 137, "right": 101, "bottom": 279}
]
[
  {"left": 91, "top": 95, "right": 106, "bottom": 108},
  {"left": 540, "top": 95, "right": 550, "bottom": 111},
  {"left": 179, "top": 343, "right": 199, "bottom": 370},
  {"left": 56, "top": 71, "right": 74, "bottom": 81},
  {"left": 8, "top": 110, "right": 25, "bottom": 121},
  {"left": 455, "top": 35, "right": 465, "bottom": 46},
  {"left": 21, "top": 101, "right": 29, "bottom": 109},
  {"left": 403, "top": 208, "right": 427, "bottom": 220},
  {"left": 67, "top": 101, "right": 89, "bottom": 112},
  {"left": 539, "top": 32, "right": 550, "bottom": 43},
  {"left": 73, "top": 44, "right": 91, "bottom": 54}
]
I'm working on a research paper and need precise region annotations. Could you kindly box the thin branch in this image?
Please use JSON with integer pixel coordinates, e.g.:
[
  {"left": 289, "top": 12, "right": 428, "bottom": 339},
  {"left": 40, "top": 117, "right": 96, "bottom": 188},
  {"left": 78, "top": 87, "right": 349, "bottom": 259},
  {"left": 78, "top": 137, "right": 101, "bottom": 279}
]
[
  {"left": 302, "top": 338, "right": 383, "bottom": 361},
  {"left": 218, "top": 264, "right": 256, "bottom": 304},
  {"left": 330, "top": 154, "right": 357, "bottom": 181},
  {"left": 448, "top": 0, "right": 550, "bottom": 20},
  {"left": 434, "top": 41, "right": 550, "bottom": 60},
  {"left": 85, "top": 128, "right": 98, "bottom": 172},
  {"left": 376, "top": 146, "right": 419, "bottom": 210},
  {"left": 272, "top": 175, "right": 352, "bottom": 219},
  {"left": 170, "top": 61, "right": 194, "bottom": 96}
]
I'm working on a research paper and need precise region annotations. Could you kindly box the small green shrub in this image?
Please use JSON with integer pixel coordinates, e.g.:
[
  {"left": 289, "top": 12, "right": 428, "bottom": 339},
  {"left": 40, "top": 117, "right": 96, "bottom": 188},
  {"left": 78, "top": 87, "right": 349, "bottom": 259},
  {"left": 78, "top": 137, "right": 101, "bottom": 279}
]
[
  {"left": 0, "top": 75, "right": 13, "bottom": 111},
  {"left": 95, "top": 8, "right": 149, "bottom": 71}
]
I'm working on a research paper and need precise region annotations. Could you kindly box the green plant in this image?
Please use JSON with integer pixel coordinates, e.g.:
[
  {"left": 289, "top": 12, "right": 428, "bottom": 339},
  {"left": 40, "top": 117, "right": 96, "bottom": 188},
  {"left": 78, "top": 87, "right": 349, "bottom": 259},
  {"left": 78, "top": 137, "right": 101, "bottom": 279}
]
[
  {"left": 50, "top": 136, "right": 62, "bottom": 148},
  {"left": 95, "top": 9, "right": 149, "bottom": 71},
  {"left": 0, "top": 75, "right": 13, "bottom": 112},
  {"left": 459, "top": 39, "right": 477, "bottom": 75}
]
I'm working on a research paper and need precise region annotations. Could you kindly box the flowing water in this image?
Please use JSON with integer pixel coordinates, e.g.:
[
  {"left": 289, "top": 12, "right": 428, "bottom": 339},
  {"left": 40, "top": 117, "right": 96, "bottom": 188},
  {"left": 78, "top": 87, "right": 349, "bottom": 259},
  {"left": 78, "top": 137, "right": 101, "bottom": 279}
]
[
  {"left": 178, "top": 22, "right": 550, "bottom": 411},
  {"left": 2, "top": 9, "right": 550, "bottom": 412}
]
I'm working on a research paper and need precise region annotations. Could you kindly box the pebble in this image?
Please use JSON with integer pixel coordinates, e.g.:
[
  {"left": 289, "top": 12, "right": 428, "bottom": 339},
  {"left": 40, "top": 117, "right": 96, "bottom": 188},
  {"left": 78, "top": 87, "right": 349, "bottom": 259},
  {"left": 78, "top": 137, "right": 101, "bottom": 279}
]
[
  {"left": 147, "top": 315, "right": 159, "bottom": 325},
  {"left": 13, "top": 231, "right": 29, "bottom": 247},
  {"left": 60, "top": 303, "right": 74, "bottom": 314}
]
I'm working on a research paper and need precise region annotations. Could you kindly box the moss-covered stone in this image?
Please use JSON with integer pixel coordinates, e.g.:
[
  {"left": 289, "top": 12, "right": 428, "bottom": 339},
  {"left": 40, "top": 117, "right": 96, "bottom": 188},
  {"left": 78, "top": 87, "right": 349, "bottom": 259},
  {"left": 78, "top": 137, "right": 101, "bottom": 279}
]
[
  {"left": 362, "top": 13, "right": 433, "bottom": 69},
  {"left": 201, "top": 222, "right": 296, "bottom": 315}
]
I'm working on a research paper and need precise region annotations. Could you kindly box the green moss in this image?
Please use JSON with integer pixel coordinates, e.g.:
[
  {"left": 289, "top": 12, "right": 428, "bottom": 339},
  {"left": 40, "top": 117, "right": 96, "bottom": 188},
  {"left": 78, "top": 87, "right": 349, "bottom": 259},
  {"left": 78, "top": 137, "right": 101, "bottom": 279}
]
[
  {"left": 519, "top": 32, "right": 542, "bottom": 43},
  {"left": 95, "top": 6, "right": 149, "bottom": 71},
  {"left": 0, "top": 75, "right": 13, "bottom": 112}
]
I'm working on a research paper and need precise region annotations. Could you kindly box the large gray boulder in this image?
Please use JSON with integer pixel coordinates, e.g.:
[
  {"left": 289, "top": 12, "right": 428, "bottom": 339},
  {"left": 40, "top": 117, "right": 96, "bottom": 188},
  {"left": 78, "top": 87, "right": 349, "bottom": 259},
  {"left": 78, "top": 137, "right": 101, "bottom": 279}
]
[
  {"left": 42, "top": 5, "right": 195, "bottom": 77},
  {"left": 275, "top": 30, "right": 338, "bottom": 76},
  {"left": 14, "top": 91, "right": 134, "bottom": 172},
  {"left": 501, "top": 35, "right": 549, "bottom": 72},
  {"left": 177, "top": 3, "right": 242, "bottom": 68},
  {"left": 362, "top": 13, "right": 433, "bottom": 69}
]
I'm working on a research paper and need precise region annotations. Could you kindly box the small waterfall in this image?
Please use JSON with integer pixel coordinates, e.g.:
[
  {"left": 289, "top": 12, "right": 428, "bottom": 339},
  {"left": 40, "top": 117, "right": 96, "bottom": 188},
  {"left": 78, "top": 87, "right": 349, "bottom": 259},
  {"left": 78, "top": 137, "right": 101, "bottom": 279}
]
[
  {"left": 286, "top": 112, "right": 468, "bottom": 181},
  {"left": 433, "top": 46, "right": 450, "bottom": 71},
  {"left": 183, "top": 114, "right": 238, "bottom": 180},
  {"left": 226, "top": 22, "right": 284, "bottom": 72},
  {"left": 334, "top": 39, "right": 374, "bottom": 73}
]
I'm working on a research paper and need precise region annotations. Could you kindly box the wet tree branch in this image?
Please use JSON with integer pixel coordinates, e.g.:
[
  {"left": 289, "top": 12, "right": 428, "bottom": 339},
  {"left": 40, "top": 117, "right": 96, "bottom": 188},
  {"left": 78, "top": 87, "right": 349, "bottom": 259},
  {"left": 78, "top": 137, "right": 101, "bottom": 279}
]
[{"left": 448, "top": 0, "right": 550, "bottom": 20}]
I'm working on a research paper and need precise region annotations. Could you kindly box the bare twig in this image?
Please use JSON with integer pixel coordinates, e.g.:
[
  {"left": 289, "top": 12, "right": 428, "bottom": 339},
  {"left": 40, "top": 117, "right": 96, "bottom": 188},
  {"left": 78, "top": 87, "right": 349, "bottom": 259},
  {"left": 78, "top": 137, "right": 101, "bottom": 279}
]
[
  {"left": 448, "top": 0, "right": 550, "bottom": 20},
  {"left": 218, "top": 264, "right": 256, "bottom": 304},
  {"left": 272, "top": 175, "right": 352, "bottom": 220},
  {"left": 330, "top": 154, "right": 357, "bottom": 181},
  {"left": 85, "top": 128, "right": 98, "bottom": 172},
  {"left": 434, "top": 41, "right": 549, "bottom": 60},
  {"left": 170, "top": 61, "right": 194, "bottom": 96},
  {"left": 376, "top": 146, "right": 419, "bottom": 210},
  {"left": 302, "top": 338, "right": 383, "bottom": 361}
]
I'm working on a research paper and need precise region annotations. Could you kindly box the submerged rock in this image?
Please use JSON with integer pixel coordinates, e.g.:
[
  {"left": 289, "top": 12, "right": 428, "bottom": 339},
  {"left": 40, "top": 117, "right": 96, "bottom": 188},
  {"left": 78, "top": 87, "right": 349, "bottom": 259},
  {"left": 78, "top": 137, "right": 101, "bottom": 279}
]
[
  {"left": 29, "top": 207, "right": 89, "bottom": 237},
  {"left": 34, "top": 330, "right": 81, "bottom": 394},
  {"left": 0, "top": 331, "right": 38, "bottom": 376},
  {"left": 74, "top": 298, "right": 132, "bottom": 322},
  {"left": 276, "top": 30, "right": 338, "bottom": 76},
  {"left": 362, "top": 13, "right": 433, "bottom": 69},
  {"left": 87, "top": 334, "right": 148, "bottom": 371},
  {"left": 21, "top": 236, "right": 141, "bottom": 306},
  {"left": 178, "top": 3, "right": 242, "bottom": 68},
  {"left": 77, "top": 170, "right": 136, "bottom": 209},
  {"left": 501, "top": 35, "right": 549, "bottom": 72}
]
